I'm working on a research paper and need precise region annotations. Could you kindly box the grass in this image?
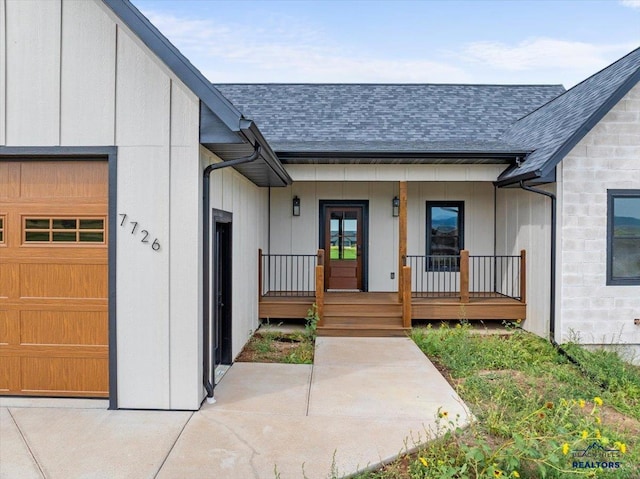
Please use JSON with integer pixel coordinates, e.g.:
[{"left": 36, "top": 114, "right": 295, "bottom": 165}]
[{"left": 353, "top": 323, "right": 640, "bottom": 479}]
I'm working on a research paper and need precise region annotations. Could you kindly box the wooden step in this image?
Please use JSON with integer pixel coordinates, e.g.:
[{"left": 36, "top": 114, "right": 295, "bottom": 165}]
[
  {"left": 321, "top": 316, "right": 403, "bottom": 327},
  {"left": 318, "top": 326, "right": 410, "bottom": 337},
  {"left": 323, "top": 303, "right": 401, "bottom": 317}
]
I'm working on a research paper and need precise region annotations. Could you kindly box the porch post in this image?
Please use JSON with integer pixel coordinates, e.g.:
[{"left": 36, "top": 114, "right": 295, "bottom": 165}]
[
  {"left": 402, "top": 265, "right": 412, "bottom": 328},
  {"left": 316, "top": 249, "right": 325, "bottom": 326},
  {"left": 520, "top": 249, "right": 526, "bottom": 304},
  {"left": 398, "top": 181, "right": 408, "bottom": 302},
  {"left": 460, "top": 250, "right": 470, "bottom": 303}
]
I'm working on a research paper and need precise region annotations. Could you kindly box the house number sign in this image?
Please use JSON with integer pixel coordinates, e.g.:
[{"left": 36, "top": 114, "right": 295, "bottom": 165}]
[{"left": 119, "top": 213, "right": 161, "bottom": 251}]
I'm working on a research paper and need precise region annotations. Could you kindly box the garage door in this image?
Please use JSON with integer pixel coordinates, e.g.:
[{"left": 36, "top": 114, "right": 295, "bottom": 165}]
[{"left": 0, "top": 160, "right": 108, "bottom": 397}]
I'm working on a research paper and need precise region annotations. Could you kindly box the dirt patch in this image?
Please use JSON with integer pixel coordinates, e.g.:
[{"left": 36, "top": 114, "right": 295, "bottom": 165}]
[{"left": 235, "top": 332, "right": 314, "bottom": 364}]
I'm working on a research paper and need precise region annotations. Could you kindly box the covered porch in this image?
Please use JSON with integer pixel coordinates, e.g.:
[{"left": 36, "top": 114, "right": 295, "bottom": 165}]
[{"left": 258, "top": 181, "right": 527, "bottom": 336}]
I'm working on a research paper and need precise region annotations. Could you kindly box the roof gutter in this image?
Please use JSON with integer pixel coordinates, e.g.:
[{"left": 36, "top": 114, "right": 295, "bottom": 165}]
[{"left": 202, "top": 145, "right": 261, "bottom": 402}]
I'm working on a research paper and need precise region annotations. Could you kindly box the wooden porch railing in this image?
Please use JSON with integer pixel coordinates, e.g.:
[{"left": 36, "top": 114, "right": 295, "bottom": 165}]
[
  {"left": 403, "top": 250, "right": 526, "bottom": 303},
  {"left": 316, "top": 249, "right": 324, "bottom": 326}
]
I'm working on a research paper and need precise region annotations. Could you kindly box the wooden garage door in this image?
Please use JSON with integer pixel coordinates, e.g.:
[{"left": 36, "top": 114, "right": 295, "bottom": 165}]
[{"left": 0, "top": 160, "right": 108, "bottom": 397}]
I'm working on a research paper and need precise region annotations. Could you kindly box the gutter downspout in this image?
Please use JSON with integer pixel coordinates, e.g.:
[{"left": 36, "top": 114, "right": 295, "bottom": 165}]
[
  {"left": 518, "top": 181, "right": 557, "bottom": 345},
  {"left": 203, "top": 144, "right": 261, "bottom": 402}
]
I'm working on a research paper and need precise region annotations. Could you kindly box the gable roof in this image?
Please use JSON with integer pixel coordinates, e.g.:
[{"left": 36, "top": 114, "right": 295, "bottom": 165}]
[
  {"left": 497, "top": 47, "right": 640, "bottom": 186},
  {"left": 102, "top": 0, "right": 291, "bottom": 186},
  {"left": 215, "top": 84, "right": 565, "bottom": 163}
]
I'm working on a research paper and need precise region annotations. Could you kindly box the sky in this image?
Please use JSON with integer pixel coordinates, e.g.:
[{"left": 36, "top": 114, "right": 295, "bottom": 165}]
[{"left": 132, "top": 0, "right": 640, "bottom": 87}]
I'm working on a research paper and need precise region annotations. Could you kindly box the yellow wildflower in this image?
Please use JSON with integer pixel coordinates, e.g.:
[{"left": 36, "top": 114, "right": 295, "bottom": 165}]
[
  {"left": 494, "top": 469, "right": 503, "bottom": 477},
  {"left": 545, "top": 401, "right": 554, "bottom": 409},
  {"left": 595, "top": 429, "right": 601, "bottom": 439},
  {"left": 512, "top": 472, "right": 520, "bottom": 478},
  {"left": 594, "top": 397, "right": 603, "bottom": 406},
  {"left": 595, "top": 416, "right": 601, "bottom": 424},
  {"left": 614, "top": 442, "right": 627, "bottom": 454},
  {"left": 439, "top": 410, "right": 449, "bottom": 418},
  {"left": 582, "top": 430, "right": 589, "bottom": 439},
  {"left": 562, "top": 443, "right": 570, "bottom": 455},
  {"left": 578, "top": 399, "right": 586, "bottom": 408},
  {"left": 419, "top": 457, "right": 428, "bottom": 467}
]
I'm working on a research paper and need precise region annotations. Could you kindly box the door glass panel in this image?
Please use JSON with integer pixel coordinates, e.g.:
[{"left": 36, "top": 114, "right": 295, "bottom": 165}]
[
  {"left": 329, "top": 210, "right": 358, "bottom": 260},
  {"left": 330, "top": 215, "right": 341, "bottom": 259}
]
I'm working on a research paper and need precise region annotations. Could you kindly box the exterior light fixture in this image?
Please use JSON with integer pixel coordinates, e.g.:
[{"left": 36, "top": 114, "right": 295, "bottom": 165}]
[
  {"left": 392, "top": 196, "right": 400, "bottom": 217},
  {"left": 292, "top": 196, "right": 301, "bottom": 216}
]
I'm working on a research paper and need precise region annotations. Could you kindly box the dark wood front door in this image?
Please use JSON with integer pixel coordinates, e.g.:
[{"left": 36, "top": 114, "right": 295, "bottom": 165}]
[{"left": 324, "top": 206, "right": 364, "bottom": 290}]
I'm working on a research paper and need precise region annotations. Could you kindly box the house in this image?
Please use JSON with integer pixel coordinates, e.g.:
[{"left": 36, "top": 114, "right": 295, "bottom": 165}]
[{"left": 0, "top": 0, "right": 638, "bottom": 411}]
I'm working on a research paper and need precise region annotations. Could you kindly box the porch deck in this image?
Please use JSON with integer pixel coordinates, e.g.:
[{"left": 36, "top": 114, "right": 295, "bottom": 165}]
[{"left": 259, "top": 291, "right": 526, "bottom": 336}]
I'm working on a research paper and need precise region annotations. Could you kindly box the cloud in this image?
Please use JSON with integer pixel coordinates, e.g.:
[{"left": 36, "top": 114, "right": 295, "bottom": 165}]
[
  {"left": 461, "top": 38, "right": 638, "bottom": 86},
  {"left": 463, "top": 38, "right": 629, "bottom": 71},
  {"left": 140, "top": 8, "right": 635, "bottom": 86},
  {"left": 141, "top": 9, "right": 469, "bottom": 83},
  {"left": 621, "top": 0, "right": 640, "bottom": 8}
]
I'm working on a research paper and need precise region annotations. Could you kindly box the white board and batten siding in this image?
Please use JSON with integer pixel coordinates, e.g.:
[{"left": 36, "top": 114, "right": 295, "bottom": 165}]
[
  {"left": 1, "top": 0, "right": 205, "bottom": 409},
  {"left": 495, "top": 186, "right": 553, "bottom": 338},
  {"left": 558, "top": 82, "right": 640, "bottom": 360},
  {"left": 203, "top": 148, "right": 269, "bottom": 357},
  {"left": 270, "top": 181, "right": 496, "bottom": 292}
]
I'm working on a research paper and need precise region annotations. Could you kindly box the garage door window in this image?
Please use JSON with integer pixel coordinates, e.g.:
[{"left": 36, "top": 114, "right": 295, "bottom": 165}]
[
  {"left": 24, "top": 218, "right": 105, "bottom": 244},
  {"left": 0, "top": 216, "right": 4, "bottom": 243}
]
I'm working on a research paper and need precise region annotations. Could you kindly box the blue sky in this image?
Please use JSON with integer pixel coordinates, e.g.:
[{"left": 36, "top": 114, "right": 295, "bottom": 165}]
[{"left": 132, "top": 0, "right": 640, "bottom": 87}]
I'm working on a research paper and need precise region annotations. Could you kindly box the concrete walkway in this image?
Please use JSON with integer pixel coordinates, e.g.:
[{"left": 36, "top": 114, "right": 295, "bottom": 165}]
[{"left": 0, "top": 337, "right": 470, "bottom": 479}]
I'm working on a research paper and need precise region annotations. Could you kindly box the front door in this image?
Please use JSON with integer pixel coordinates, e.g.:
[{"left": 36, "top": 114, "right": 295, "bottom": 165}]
[{"left": 321, "top": 202, "right": 367, "bottom": 291}]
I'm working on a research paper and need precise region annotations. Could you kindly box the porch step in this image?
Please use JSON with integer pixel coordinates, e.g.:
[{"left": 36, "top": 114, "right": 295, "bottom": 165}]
[
  {"left": 317, "top": 325, "right": 410, "bottom": 337},
  {"left": 323, "top": 303, "right": 401, "bottom": 317},
  {"left": 321, "top": 315, "right": 404, "bottom": 327}
]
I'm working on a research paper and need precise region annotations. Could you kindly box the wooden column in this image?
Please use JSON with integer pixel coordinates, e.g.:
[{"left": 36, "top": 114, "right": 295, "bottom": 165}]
[
  {"left": 520, "top": 249, "right": 527, "bottom": 304},
  {"left": 258, "top": 248, "right": 263, "bottom": 300},
  {"left": 460, "top": 250, "right": 470, "bottom": 304},
  {"left": 316, "top": 249, "right": 325, "bottom": 326},
  {"left": 402, "top": 265, "right": 412, "bottom": 328},
  {"left": 398, "top": 181, "right": 408, "bottom": 302}
]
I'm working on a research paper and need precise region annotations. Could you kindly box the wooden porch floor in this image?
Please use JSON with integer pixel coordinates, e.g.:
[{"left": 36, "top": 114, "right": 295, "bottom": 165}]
[{"left": 259, "top": 291, "right": 526, "bottom": 336}]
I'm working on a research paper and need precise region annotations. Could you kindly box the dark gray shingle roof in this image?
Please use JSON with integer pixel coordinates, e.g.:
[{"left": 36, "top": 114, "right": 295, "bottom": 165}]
[
  {"left": 498, "top": 47, "right": 640, "bottom": 184},
  {"left": 215, "top": 84, "right": 565, "bottom": 155}
]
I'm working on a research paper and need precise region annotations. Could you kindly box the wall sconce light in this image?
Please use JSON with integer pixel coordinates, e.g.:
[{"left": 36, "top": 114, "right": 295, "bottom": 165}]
[
  {"left": 292, "top": 196, "right": 301, "bottom": 216},
  {"left": 392, "top": 196, "right": 400, "bottom": 217}
]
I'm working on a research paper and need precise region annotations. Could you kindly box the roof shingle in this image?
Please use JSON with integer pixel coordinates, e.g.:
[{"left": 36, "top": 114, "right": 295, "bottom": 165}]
[{"left": 215, "top": 84, "right": 565, "bottom": 154}]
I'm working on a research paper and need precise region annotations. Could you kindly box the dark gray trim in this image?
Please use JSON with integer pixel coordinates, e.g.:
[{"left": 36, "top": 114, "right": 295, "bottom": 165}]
[
  {"left": 277, "top": 150, "right": 528, "bottom": 164},
  {"left": 425, "top": 201, "right": 465, "bottom": 271},
  {"left": 102, "top": 1, "right": 291, "bottom": 188},
  {"left": 607, "top": 189, "right": 640, "bottom": 286},
  {"left": 102, "top": 0, "right": 241, "bottom": 131},
  {"left": 318, "top": 200, "right": 369, "bottom": 292},
  {"left": 498, "top": 61, "right": 640, "bottom": 186},
  {"left": 0, "top": 146, "right": 118, "bottom": 408}
]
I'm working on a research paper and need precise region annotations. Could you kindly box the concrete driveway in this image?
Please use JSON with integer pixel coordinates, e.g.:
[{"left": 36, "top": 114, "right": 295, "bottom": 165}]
[{"left": 1, "top": 337, "right": 470, "bottom": 478}]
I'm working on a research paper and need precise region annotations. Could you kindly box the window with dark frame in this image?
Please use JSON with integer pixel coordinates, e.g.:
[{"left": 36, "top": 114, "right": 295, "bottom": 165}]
[
  {"left": 607, "top": 190, "right": 640, "bottom": 285},
  {"left": 426, "top": 201, "right": 464, "bottom": 271},
  {"left": 0, "top": 216, "right": 4, "bottom": 243}
]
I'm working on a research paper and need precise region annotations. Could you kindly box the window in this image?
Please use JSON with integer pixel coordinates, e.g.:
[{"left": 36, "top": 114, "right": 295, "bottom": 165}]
[
  {"left": 0, "top": 216, "right": 4, "bottom": 244},
  {"left": 23, "top": 217, "right": 105, "bottom": 244},
  {"left": 426, "top": 201, "right": 464, "bottom": 271},
  {"left": 607, "top": 190, "right": 640, "bottom": 285}
]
